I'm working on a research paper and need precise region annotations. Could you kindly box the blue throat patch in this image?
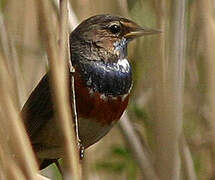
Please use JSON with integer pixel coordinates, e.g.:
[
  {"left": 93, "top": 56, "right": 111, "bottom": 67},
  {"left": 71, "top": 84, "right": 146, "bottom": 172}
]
[{"left": 77, "top": 59, "right": 132, "bottom": 96}]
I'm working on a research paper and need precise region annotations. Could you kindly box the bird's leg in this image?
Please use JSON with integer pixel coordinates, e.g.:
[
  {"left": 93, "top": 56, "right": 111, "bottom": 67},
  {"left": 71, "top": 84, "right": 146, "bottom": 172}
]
[
  {"left": 69, "top": 62, "right": 85, "bottom": 160},
  {"left": 69, "top": 62, "right": 82, "bottom": 146}
]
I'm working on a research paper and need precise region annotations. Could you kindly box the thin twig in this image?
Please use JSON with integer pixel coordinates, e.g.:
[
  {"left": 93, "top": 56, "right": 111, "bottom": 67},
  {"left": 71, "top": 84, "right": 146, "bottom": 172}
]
[
  {"left": 59, "top": 0, "right": 81, "bottom": 177},
  {"left": 53, "top": 0, "right": 80, "bottom": 146},
  {"left": 180, "top": 136, "right": 197, "bottom": 180},
  {"left": 119, "top": 112, "right": 159, "bottom": 180}
]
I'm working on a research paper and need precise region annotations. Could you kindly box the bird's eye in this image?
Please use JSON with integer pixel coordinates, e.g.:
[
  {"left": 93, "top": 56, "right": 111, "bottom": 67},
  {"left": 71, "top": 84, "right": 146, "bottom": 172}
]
[{"left": 109, "top": 24, "right": 121, "bottom": 34}]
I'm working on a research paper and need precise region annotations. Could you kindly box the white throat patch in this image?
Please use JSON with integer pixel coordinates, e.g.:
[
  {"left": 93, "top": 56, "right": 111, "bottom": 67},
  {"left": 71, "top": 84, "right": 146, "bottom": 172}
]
[{"left": 115, "top": 59, "right": 130, "bottom": 73}]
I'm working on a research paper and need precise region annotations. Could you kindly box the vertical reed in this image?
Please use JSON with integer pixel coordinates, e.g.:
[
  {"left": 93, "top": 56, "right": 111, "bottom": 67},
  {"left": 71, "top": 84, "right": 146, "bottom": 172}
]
[{"left": 36, "top": 0, "right": 81, "bottom": 179}]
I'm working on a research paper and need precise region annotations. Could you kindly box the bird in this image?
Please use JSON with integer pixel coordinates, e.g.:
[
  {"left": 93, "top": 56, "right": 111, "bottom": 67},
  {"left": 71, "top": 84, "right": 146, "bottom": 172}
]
[{"left": 21, "top": 14, "right": 160, "bottom": 169}]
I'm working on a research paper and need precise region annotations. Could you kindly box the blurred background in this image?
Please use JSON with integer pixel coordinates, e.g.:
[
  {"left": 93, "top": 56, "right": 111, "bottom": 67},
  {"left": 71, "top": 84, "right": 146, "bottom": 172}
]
[{"left": 0, "top": 0, "right": 215, "bottom": 179}]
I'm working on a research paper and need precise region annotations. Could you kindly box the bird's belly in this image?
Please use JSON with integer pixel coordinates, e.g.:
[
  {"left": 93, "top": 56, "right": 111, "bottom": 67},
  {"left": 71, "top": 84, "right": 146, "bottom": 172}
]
[
  {"left": 74, "top": 72, "right": 130, "bottom": 147},
  {"left": 78, "top": 117, "right": 115, "bottom": 148},
  {"left": 33, "top": 117, "right": 115, "bottom": 160},
  {"left": 76, "top": 92, "right": 129, "bottom": 148}
]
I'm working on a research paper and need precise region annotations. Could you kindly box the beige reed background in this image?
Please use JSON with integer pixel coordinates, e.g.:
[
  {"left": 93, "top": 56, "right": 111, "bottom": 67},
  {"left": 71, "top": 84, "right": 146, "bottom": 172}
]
[{"left": 0, "top": 0, "right": 215, "bottom": 180}]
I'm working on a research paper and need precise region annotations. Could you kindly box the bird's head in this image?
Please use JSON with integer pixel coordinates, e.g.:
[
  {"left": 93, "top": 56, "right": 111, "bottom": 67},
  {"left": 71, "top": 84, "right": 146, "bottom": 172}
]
[
  {"left": 70, "top": 14, "right": 160, "bottom": 62},
  {"left": 70, "top": 14, "right": 160, "bottom": 96}
]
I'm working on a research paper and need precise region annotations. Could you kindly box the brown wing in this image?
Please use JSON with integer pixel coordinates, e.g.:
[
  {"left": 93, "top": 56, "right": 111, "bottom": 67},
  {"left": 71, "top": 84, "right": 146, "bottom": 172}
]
[
  {"left": 21, "top": 73, "right": 54, "bottom": 139},
  {"left": 21, "top": 73, "right": 58, "bottom": 169}
]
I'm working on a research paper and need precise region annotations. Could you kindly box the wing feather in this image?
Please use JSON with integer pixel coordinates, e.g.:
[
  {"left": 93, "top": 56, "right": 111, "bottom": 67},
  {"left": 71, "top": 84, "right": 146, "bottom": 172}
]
[{"left": 22, "top": 73, "right": 53, "bottom": 139}]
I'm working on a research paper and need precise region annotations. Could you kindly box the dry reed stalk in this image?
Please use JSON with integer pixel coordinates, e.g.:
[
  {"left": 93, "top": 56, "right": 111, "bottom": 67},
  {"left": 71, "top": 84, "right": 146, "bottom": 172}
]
[
  {"left": 19, "top": 0, "right": 41, "bottom": 106},
  {"left": 197, "top": 0, "right": 215, "bottom": 178},
  {"left": 0, "top": 54, "right": 38, "bottom": 179},
  {"left": 153, "top": 0, "right": 186, "bottom": 179},
  {"left": 0, "top": 14, "right": 26, "bottom": 109},
  {"left": 179, "top": 136, "right": 197, "bottom": 180},
  {"left": 153, "top": 0, "right": 168, "bottom": 178},
  {"left": 156, "top": 1, "right": 196, "bottom": 179},
  {"left": 199, "top": 0, "right": 215, "bottom": 140},
  {"left": 36, "top": 0, "right": 81, "bottom": 179},
  {"left": 119, "top": 112, "right": 159, "bottom": 180},
  {"left": 0, "top": 1, "right": 51, "bottom": 179},
  {"left": 0, "top": 130, "right": 27, "bottom": 180}
]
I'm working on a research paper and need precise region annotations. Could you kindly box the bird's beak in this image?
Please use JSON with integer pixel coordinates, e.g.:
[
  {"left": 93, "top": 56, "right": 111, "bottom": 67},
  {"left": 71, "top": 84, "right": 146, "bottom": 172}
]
[{"left": 125, "top": 27, "right": 161, "bottom": 39}]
